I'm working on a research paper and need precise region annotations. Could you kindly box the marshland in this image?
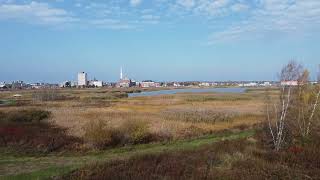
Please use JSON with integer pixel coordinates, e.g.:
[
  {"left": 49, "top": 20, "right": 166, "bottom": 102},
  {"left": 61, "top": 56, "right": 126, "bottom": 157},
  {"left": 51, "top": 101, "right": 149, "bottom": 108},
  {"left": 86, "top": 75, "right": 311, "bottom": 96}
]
[{"left": 1, "top": 74, "right": 320, "bottom": 180}]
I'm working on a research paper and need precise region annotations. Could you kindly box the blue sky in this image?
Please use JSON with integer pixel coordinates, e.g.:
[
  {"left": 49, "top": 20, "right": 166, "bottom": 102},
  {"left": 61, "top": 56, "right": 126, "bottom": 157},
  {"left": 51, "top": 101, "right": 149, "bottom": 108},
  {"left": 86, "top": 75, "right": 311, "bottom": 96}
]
[{"left": 0, "top": 0, "right": 319, "bottom": 82}]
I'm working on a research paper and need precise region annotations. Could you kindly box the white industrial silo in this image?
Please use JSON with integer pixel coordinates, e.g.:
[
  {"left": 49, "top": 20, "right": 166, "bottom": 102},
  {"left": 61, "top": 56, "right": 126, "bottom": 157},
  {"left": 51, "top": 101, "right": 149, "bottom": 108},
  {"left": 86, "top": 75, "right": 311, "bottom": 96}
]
[{"left": 78, "top": 72, "right": 88, "bottom": 86}]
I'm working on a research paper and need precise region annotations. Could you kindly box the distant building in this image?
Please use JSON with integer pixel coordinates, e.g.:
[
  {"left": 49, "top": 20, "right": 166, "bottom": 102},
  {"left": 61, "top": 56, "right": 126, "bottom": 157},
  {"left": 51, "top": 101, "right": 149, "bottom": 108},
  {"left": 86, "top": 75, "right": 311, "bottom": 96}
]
[
  {"left": 78, "top": 72, "right": 88, "bottom": 87},
  {"left": 89, "top": 80, "right": 103, "bottom": 87},
  {"left": 281, "top": 81, "right": 298, "bottom": 86},
  {"left": 260, "top": 82, "right": 271, "bottom": 87},
  {"left": 71, "top": 81, "right": 78, "bottom": 87},
  {"left": 0, "top": 82, "right": 7, "bottom": 89},
  {"left": 239, "top": 82, "right": 258, "bottom": 87},
  {"left": 118, "top": 79, "right": 131, "bottom": 88},
  {"left": 117, "top": 67, "right": 137, "bottom": 88},
  {"left": 173, "top": 82, "right": 181, "bottom": 87},
  {"left": 140, "top": 80, "right": 156, "bottom": 88},
  {"left": 199, "top": 82, "right": 210, "bottom": 87},
  {"left": 30, "top": 83, "right": 42, "bottom": 89},
  {"left": 11, "top": 81, "right": 26, "bottom": 89},
  {"left": 60, "top": 81, "right": 71, "bottom": 88}
]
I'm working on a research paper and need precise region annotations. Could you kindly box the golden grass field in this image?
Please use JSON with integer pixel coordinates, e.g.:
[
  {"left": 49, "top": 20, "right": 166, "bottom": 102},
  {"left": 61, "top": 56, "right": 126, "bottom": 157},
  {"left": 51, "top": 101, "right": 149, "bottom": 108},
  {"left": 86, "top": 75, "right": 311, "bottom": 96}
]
[{"left": 0, "top": 88, "right": 278, "bottom": 139}]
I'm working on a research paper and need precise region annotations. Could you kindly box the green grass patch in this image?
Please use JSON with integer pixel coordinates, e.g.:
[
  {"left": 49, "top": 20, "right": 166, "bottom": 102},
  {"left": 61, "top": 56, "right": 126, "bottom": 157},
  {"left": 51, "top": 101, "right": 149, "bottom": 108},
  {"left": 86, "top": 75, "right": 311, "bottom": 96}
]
[
  {"left": 1, "top": 166, "right": 76, "bottom": 180},
  {"left": 0, "top": 130, "right": 255, "bottom": 179},
  {"left": 0, "top": 100, "right": 16, "bottom": 106},
  {"left": 0, "top": 109, "right": 50, "bottom": 124}
]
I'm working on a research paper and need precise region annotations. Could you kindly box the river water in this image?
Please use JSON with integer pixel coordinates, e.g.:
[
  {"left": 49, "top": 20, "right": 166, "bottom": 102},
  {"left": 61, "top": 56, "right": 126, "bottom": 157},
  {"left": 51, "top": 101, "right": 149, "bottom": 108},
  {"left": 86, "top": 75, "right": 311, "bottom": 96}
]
[{"left": 128, "top": 87, "right": 246, "bottom": 97}]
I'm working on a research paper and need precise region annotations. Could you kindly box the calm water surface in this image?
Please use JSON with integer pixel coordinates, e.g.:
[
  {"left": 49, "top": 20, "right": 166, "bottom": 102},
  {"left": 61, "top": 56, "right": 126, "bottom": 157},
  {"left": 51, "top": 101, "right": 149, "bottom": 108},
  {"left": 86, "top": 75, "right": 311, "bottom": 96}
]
[{"left": 128, "top": 88, "right": 246, "bottom": 97}]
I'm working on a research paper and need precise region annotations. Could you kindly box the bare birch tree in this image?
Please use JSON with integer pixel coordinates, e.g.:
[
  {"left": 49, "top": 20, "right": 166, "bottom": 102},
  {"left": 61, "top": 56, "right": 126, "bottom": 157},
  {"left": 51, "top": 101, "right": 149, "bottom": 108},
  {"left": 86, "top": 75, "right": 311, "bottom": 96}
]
[
  {"left": 293, "top": 65, "right": 320, "bottom": 138},
  {"left": 266, "top": 61, "right": 302, "bottom": 151},
  {"left": 304, "top": 66, "right": 320, "bottom": 136}
]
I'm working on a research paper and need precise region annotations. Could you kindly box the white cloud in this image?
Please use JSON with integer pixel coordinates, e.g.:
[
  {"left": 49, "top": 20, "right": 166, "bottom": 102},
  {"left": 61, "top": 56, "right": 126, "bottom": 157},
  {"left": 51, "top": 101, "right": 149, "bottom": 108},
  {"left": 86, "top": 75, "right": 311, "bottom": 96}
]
[
  {"left": 140, "top": 14, "right": 160, "bottom": 24},
  {"left": 130, "top": 0, "right": 142, "bottom": 7},
  {"left": 0, "top": 0, "right": 319, "bottom": 40},
  {"left": 90, "top": 19, "right": 134, "bottom": 30},
  {"left": 231, "top": 3, "right": 249, "bottom": 12},
  {"left": 208, "top": 0, "right": 320, "bottom": 43},
  {"left": 0, "top": 1, "right": 77, "bottom": 25},
  {"left": 186, "top": 0, "right": 232, "bottom": 16},
  {"left": 141, "top": 14, "right": 160, "bottom": 20},
  {"left": 177, "top": 0, "right": 195, "bottom": 9}
]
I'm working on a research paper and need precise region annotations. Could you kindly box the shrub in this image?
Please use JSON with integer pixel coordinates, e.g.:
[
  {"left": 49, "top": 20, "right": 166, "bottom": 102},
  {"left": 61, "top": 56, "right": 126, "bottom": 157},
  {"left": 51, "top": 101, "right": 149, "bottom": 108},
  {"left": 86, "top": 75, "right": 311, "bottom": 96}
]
[
  {"left": 0, "top": 109, "right": 51, "bottom": 124},
  {"left": 113, "top": 92, "right": 128, "bottom": 99},
  {"left": 0, "top": 109, "right": 80, "bottom": 153},
  {"left": 120, "top": 120, "right": 152, "bottom": 144},
  {"left": 83, "top": 119, "right": 154, "bottom": 149},
  {"left": 32, "top": 90, "right": 78, "bottom": 102},
  {"left": 163, "top": 108, "right": 235, "bottom": 124},
  {"left": 83, "top": 120, "right": 121, "bottom": 149}
]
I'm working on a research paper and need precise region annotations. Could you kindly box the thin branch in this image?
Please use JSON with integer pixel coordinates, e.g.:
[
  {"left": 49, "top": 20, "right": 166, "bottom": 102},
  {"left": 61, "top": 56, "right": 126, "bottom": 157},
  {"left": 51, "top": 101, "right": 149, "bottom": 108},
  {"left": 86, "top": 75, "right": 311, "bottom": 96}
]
[{"left": 306, "top": 89, "right": 320, "bottom": 135}]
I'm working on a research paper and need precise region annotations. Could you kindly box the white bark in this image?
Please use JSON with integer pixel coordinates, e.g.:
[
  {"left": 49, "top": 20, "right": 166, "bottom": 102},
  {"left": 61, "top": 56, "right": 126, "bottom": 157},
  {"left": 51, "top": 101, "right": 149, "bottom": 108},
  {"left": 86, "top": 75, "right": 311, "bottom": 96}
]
[
  {"left": 267, "top": 86, "right": 291, "bottom": 151},
  {"left": 306, "top": 89, "right": 320, "bottom": 136}
]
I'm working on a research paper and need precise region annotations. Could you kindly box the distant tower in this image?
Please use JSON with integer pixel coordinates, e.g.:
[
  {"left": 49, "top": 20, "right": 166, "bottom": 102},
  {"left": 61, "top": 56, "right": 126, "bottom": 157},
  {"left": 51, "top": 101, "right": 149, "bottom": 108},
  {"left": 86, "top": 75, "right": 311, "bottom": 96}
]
[
  {"left": 78, "top": 72, "right": 88, "bottom": 86},
  {"left": 120, "top": 67, "right": 123, "bottom": 80}
]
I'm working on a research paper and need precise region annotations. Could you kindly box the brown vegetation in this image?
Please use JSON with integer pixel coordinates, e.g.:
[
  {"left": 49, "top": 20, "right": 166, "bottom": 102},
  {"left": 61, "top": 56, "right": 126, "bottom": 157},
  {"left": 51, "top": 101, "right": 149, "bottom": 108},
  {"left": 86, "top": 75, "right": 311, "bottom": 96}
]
[
  {"left": 83, "top": 119, "right": 157, "bottom": 150},
  {"left": 266, "top": 61, "right": 320, "bottom": 151},
  {"left": 61, "top": 126, "right": 320, "bottom": 180},
  {"left": 0, "top": 109, "right": 81, "bottom": 154}
]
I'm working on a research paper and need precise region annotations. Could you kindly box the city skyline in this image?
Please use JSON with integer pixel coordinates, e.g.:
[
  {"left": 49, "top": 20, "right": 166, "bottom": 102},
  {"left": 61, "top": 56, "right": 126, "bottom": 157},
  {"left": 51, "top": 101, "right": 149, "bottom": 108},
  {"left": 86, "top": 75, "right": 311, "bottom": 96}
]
[{"left": 1, "top": 0, "right": 320, "bottom": 82}]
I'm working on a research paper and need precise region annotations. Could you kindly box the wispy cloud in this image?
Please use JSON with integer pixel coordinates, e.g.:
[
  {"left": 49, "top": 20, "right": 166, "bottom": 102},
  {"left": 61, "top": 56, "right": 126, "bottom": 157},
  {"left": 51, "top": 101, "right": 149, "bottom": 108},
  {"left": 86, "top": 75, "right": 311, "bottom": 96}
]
[
  {"left": 208, "top": 0, "right": 320, "bottom": 44},
  {"left": 89, "top": 18, "right": 134, "bottom": 30},
  {"left": 0, "top": 1, "right": 77, "bottom": 25},
  {"left": 177, "top": 0, "right": 195, "bottom": 9},
  {"left": 0, "top": 0, "right": 319, "bottom": 44},
  {"left": 130, "top": 0, "right": 142, "bottom": 7},
  {"left": 230, "top": 3, "right": 249, "bottom": 12}
]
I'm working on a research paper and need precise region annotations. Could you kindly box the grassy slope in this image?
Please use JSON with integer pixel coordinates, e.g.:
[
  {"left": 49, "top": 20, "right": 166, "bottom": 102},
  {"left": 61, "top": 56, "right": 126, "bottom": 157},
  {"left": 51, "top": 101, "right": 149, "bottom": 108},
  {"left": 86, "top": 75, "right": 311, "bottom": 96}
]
[{"left": 0, "top": 130, "right": 254, "bottom": 180}]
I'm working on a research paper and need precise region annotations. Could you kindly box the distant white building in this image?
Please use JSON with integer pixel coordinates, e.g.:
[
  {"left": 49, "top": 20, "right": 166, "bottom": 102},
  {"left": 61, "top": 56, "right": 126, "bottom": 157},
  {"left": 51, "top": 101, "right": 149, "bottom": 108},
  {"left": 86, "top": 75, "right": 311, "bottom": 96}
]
[
  {"left": 173, "top": 82, "right": 181, "bottom": 87},
  {"left": 0, "top": 82, "right": 5, "bottom": 88},
  {"left": 89, "top": 80, "right": 103, "bottom": 87},
  {"left": 199, "top": 82, "right": 210, "bottom": 87},
  {"left": 71, "top": 81, "right": 78, "bottom": 87},
  {"left": 260, "top": 82, "right": 271, "bottom": 87},
  {"left": 78, "top": 72, "right": 88, "bottom": 86},
  {"left": 281, "top": 81, "right": 298, "bottom": 86},
  {"left": 60, "top": 81, "right": 71, "bottom": 88},
  {"left": 118, "top": 79, "right": 130, "bottom": 88},
  {"left": 11, "top": 81, "right": 26, "bottom": 89},
  {"left": 239, "top": 82, "right": 258, "bottom": 87},
  {"left": 30, "top": 83, "right": 42, "bottom": 89},
  {"left": 140, "top": 81, "right": 160, "bottom": 88}
]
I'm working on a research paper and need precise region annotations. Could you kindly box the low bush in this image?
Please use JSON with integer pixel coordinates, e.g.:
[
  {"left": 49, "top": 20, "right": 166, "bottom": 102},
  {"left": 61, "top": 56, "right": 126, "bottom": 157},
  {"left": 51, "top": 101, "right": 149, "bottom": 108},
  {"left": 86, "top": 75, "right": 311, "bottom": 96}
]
[
  {"left": 82, "top": 119, "right": 154, "bottom": 149},
  {"left": 32, "top": 90, "right": 78, "bottom": 102},
  {"left": 120, "top": 120, "right": 153, "bottom": 144},
  {"left": 60, "top": 139, "right": 250, "bottom": 180},
  {"left": 163, "top": 108, "right": 235, "bottom": 124},
  {"left": 0, "top": 109, "right": 51, "bottom": 124},
  {"left": 185, "top": 95, "right": 252, "bottom": 102},
  {"left": 83, "top": 120, "right": 122, "bottom": 149},
  {"left": 113, "top": 92, "right": 128, "bottom": 99},
  {"left": 0, "top": 109, "right": 81, "bottom": 153},
  {"left": 61, "top": 129, "right": 320, "bottom": 180}
]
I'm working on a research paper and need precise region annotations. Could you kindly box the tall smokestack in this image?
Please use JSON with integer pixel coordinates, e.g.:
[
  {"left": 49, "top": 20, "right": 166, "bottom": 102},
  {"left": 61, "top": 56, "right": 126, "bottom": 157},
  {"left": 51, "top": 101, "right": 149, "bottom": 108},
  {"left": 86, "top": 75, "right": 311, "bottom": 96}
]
[{"left": 120, "top": 67, "right": 123, "bottom": 80}]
